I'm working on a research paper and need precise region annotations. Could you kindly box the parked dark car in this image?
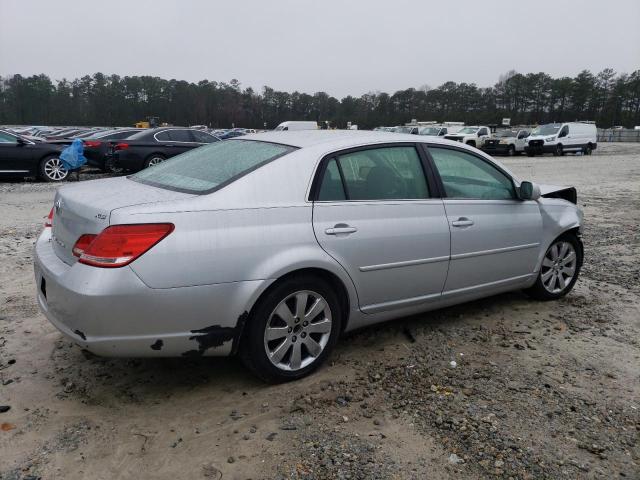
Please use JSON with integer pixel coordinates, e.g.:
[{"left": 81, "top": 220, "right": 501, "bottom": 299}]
[
  {"left": 81, "top": 128, "right": 143, "bottom": 171},
  {"left": 111, "top": 127, "right": 220, "bottom": 171},
  {"left": 0, "top": 129, "right": 68, "bottom": 182}
]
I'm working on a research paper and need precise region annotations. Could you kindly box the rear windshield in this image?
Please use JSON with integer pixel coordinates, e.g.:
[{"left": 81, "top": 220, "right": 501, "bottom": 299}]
[{"left": 131, "top": 139, "right": 296, "bottom": 194}]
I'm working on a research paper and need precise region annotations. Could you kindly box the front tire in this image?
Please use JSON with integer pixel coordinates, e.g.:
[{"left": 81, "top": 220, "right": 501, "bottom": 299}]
[
  {"left": 584, "top": 144, "right": 593, "bottom": 155},
  {"left": 39, "top": 156, "right": 69, "bottom": 182},
  {"left": 552, "top": 144, "right": 564, "bottom": 156},
  {"left": 525, "top": 233, "right": 582, "bottom": 301},
  {"left": 239, "top": 275, "right": 342, "bottom": 383},
  {"left": 507, "top": 145, "right": 515, "bottom": 156}
]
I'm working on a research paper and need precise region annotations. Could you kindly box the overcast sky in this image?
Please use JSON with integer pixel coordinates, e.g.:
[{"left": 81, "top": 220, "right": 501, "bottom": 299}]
[{"left": 1, "top": 0, "right": 638, "bottom": 97}]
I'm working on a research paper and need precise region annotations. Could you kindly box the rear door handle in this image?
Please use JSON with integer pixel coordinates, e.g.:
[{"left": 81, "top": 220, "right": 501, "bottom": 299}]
[
  {"left": 325, "top": 224, "right": 357, "bottom": 235},
  {"left": 451, "top": 217, "right": 474, "bottom": 227}
]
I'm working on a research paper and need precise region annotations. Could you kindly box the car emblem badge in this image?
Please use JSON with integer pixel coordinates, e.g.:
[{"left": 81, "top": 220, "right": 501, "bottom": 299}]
[{"left": 54, "top": 199, "right": 63, "bottom": 214}]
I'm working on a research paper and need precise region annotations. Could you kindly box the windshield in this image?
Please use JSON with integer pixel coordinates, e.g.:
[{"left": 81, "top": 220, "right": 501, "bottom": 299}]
[
  {"left": 458, "top": 127, "right": 479, "bottom": 134},
  {"left": 274, "top": 125, "right": 285, "bottom": 131},
  {"left": 418, "top": 127, "right": 440, "bottom": 135},
  {"left": 495, "top": 130, "right": 517, "bottom": 138},
  {"left": 395, "top": 126, "right": 414, "bottom": 133},
  {"left": 532, "top": 124, "right": 561, "bottom": 136},
  {"left": 132, "top": 139, "right": 297, "bottom": 194}
]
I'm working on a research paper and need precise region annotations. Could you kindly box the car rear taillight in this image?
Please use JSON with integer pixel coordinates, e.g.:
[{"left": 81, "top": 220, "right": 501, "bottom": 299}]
[
  {"left": 114, "top": 142, "right": 129, "bottom": 151},
  {"left": 72, "top": 234, "right": 98, "bottom": 257},
  {"left": 84, "top": 140, "right": 102, "bottom": 148},
  {"left": 78, "top": 223, "right": 174, "bottom": 268},
  {"left": 44, "top": 207, "right": 54, "bottom": 227}
]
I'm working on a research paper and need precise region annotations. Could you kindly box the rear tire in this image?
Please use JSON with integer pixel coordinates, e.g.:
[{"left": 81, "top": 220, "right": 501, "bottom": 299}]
[
  {"left": 526, "top": 151, "right": 534, "bottom": 157},
  {"left": 524, "top": 232, "right": 582, "bottom": 301},
  {"left": 584, "top": 144, "right": 593, "bottom": 155},
  {"left": 507, "top": 145, "right": 515, "bottom": 156},
  {"left": 466, "top": 140, "right": 476, "bottom": 148},
  {"left": 39, "top": 156, "right": 69, "bottom": 182},
  {"left": 144, "top": 154, "right": 166, "bottom": 168},
  {"left": 239, "top": 274, "right": 342, "bottom": 383}
]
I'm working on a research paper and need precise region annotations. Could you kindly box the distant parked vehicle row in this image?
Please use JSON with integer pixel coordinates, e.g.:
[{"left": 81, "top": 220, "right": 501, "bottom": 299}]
[{"left": 444, "top": 126, "right": 492, "bottom": 148}]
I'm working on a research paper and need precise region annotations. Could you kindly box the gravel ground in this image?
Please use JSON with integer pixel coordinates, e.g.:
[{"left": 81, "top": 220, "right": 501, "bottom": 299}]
[{"left": 0, "top": 143, "right": 638, "bottom": 479}]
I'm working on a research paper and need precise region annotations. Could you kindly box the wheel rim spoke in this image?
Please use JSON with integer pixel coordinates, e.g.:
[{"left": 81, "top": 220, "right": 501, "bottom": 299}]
[
  {"left": 305, "top": 297, "right": 326, "bottom": 321},
  {"left": 561, "top": 251, "right": 576, "bottom": 265},
  {"left": 294, "top": 292, "right": 308, "bottom": 319},
  {"left": 541, "top": 270, "right": 553, "bottom": 282},
  {"left": 542, "top": 257, "right": 554, "bottom": 268},
  {"left": 303, "top": 337, "right": 322, "bottom": 357},
  {"left": 306, "top": 318, "right": 331, "bottom": 334},
  {"left": 289, "top": 342, "right": 302, "bottom": 370},
  {"left": 563, "top": 265, "right": 575, "bottom": 276},
  {"left": 270, "top": 338, "right": 292, "bottom": 364},
  {"left": 265, "top": 326, "right": 289, "bottom": 341},
  {"left": 275, "top": 302, "right": 295, "bottom": 326}
]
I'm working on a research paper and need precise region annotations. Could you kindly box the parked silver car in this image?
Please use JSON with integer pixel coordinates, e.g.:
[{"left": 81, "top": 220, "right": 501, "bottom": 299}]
[{"left": 34, "top": 131, "right": 583, "bottom": 381}]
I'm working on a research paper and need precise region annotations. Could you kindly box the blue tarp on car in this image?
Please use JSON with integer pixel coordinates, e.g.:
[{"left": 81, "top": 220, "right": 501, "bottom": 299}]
[{"left": 59, "top": 139, "right": 87, "bottom": 171}]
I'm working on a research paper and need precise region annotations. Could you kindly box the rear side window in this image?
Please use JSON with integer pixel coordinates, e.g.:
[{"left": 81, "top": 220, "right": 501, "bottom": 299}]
[
  {"left": 429, "top": 147, "right": 515, "bottom": 200},
  {"left": 132, "top": 140, "right": 296, "bottom": 194},
  {"left": 167, "top": 130, "right": 193, "bottom": 142},
  {"left": 154, "top": 131, "right": 171, "bottom": 141},
  {"left": 317, "top": 146, "right": 429, "bottom": 201},
  {"left": 192, "top": 130, "right": 219, "bottom": 143}
]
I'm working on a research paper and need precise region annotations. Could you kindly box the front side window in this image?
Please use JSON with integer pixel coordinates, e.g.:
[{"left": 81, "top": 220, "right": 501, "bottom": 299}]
[
  {"left": 316, "top": 146, "right": 429, "bottom": 201},
  {"left": 429, "top": 147, "right": 515, "bottom": 200},
  {"left": 132, "top": 140, "right": 296, "bottom": 194}
]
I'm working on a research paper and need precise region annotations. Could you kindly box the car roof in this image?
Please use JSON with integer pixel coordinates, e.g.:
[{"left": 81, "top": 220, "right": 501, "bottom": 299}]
[{"left": 239, "top": 129, "right": 459, "bottom": 149}]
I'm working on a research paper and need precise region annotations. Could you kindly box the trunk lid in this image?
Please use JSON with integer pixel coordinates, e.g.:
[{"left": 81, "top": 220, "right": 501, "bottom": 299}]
[{"left": 50, "top": 176, "right": 193, "bottom": 265}]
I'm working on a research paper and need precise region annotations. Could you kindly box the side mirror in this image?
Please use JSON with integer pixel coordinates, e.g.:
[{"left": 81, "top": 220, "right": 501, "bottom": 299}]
[
  {"left": 439, "top": 131, "right": 446, "bottom": 136},
  {"left": 16, "top": 137, "right": 27, "bottom": 146},
  {"left": 519, "top": 181, "right": 541, "bottom": 201}
]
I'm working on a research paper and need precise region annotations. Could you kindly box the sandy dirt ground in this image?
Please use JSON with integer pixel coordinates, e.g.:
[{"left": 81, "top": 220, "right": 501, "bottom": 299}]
[{"left": 0, "top": 143, "right": 638, "bottom": 480}]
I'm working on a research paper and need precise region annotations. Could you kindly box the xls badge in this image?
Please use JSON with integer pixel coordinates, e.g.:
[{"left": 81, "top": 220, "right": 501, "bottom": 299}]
[{"left": 54, "top": 199, "right": 63, "bottom": 214}]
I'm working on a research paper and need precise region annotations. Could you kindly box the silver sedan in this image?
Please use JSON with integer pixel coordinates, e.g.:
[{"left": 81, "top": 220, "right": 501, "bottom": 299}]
[{"left": 34, "top": 131, "right": 583, "bottom": 382}]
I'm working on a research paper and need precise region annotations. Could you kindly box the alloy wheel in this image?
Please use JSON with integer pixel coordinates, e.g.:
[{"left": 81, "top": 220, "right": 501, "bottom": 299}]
[
  {"left": 147, "top": 157, "right": 164, "bottom": 167},
  {"left": 44, "top": 157, "right": 68, "bottom": 181},
  {"left": 263, "top": 290, "right": 332, "bottom": 371},
  {"left": 540, "top": 241, "right": 577, "bottom": 294}
]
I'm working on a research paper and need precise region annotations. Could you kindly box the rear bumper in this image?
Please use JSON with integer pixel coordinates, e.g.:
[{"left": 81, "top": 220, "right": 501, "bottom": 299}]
[{"left": 34, "top": 229, "right": 265, "bottom": 357}]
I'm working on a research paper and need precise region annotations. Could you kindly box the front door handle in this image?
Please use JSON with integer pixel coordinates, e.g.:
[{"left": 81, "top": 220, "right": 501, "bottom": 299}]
[
  {"left": 325, "top": 224, "right": 358, "bottom": 235},
  {"left": 451, "top": 217, "right": 474, "bottom": 227}
]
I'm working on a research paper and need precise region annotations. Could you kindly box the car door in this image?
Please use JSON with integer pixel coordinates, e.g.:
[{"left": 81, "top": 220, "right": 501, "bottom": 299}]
[
  {"left": 426, "top": 145, "right": 542, "bottom": 295},
  {"left": 477, "top": 127, "right": 490, "bottom": 147},
  {"left": 515, "top": 130, "right": 529, "bottom": 151},
  {"left": 312, "top": 144, "right": 451, "bottom": 313},
  {"left": 165, "top": 129, "right": 198, "bottom": 156},
  {"left": 0, "top": 131, "right": 32, "bottom": 173}
]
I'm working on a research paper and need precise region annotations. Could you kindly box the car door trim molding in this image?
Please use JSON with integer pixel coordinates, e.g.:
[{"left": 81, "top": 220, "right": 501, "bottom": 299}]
[
  {"left": 442, "top": 273, "right": 534, "bottom": 297},
  {"left": 0, "top": 169, "right": 30, "bottom": 173},
  {"left": 359, "top": 255, "right": 449, "bottom": 272},
  {"left": 450, "top": 242, "right": 540, "bottom": 261},
  {"left": 361, "top": 291, "right": 442, "bottom": 314}
]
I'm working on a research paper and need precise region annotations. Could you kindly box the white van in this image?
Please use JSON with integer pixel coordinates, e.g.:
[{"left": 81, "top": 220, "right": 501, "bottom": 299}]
[
  {"left": 525, "top": 122, "right": 597, "bottom": 156},
  {"left": 274, "top": 121, "right": 318, "bottom": 131}
]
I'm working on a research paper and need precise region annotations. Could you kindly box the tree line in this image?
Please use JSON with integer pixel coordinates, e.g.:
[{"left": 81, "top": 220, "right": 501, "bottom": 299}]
[{"left": 0, "top": 69, "right": 638, "bottom": 129}]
